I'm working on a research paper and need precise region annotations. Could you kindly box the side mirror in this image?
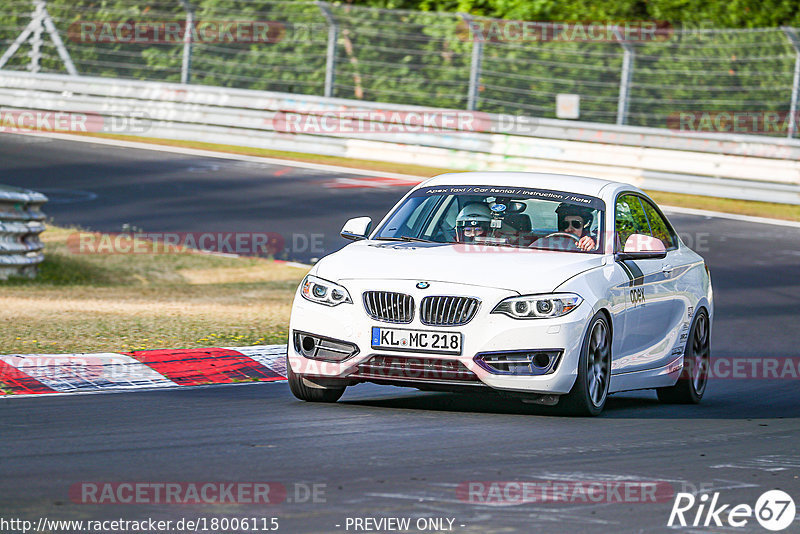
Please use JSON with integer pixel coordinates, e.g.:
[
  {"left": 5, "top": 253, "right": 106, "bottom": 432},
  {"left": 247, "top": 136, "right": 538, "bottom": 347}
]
[
  {"left": 617, "top": 234, "right": 667, "bottom": 260},
  {"left": 341, "top": 217, "right": 372, "bottom": 241}
]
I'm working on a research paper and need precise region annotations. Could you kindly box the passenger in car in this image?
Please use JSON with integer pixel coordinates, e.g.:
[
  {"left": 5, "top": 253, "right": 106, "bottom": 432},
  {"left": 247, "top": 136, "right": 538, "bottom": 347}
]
[
  {"left": 556, "top": 203, "right": 597, "bottom": 251},
  {"left": 455, "top": 203, "right": 492, "bottom": 243}
]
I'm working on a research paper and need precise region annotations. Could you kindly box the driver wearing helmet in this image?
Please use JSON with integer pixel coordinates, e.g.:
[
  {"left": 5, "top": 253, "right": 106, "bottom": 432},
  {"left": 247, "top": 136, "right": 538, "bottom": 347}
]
[
  {"left": 555, "top": 203, "right": 597, "bottom": 251},
  {"left": 455, "top": 202, "right": 492, "bottom": 243}
]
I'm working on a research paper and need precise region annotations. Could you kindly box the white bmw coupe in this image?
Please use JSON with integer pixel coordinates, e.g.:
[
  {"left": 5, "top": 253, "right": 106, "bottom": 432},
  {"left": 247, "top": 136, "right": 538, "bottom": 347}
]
[{"left": 287, "top": 172, "right": 712, "bottom": 415}]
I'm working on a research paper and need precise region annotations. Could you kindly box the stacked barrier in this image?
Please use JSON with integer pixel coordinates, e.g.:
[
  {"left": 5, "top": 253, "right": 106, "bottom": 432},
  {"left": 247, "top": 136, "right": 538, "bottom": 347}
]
[{"left": 0, "top": 184, "right": 47, "bottom": 279}]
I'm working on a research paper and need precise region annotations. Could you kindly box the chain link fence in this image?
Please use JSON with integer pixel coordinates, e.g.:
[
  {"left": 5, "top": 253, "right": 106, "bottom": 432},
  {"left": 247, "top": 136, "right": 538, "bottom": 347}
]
[{"left": 1, "top": 0, "right": 799, "bottom": 137}]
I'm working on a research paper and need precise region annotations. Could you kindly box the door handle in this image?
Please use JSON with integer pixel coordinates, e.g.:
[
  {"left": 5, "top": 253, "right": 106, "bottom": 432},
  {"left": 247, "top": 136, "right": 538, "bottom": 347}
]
[{"left": 662, "top": 264, "right": 674, "bottom": 274}]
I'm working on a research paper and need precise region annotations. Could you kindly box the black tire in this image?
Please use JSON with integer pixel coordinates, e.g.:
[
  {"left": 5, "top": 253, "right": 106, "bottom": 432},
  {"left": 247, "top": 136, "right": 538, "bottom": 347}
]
[
  {"left": 560, "top": 312, "right": 612, "bottom": 416},
  {"left": 657, "top": 309, "right": 710, "bottom": 404},
  {"left": 286, "top": 358, "right": 346, "bottom": 403}
]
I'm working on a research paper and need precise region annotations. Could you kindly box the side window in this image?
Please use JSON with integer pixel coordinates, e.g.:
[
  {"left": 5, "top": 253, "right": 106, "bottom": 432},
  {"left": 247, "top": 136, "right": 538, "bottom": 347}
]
[
  {"left": 615, "top": 194, "right": 650, "bottom": 251},
  {"left": 641, "top": 198, "right": 677, "bottom": 249}
]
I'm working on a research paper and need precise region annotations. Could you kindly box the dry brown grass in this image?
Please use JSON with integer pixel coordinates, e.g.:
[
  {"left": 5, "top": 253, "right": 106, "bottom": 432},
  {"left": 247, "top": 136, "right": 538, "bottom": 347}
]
[{"left": 0, "top": 226, "right": 307, "bottom": 354}]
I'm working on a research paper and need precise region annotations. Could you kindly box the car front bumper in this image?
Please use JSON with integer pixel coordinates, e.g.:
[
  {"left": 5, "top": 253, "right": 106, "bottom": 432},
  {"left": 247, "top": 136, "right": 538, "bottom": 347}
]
[{"left": 288, "top": 279, "right": 592, "bottom": 396}]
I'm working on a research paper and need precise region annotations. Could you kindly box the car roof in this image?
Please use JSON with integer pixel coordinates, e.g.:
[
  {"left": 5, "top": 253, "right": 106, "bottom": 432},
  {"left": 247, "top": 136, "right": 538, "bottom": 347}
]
[{"left": 418, "top": 172, "right": 638, "bottom": 199}]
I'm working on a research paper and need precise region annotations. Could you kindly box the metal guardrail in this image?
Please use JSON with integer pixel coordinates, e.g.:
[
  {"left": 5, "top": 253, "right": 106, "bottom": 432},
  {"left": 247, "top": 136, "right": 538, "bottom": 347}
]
[
  {"left": 0, "top": 184, "right": 47, "bottom": 279},
  {"left": 3, "top": 71, "right": 799, "bottom": 158},
  {"left": 0, "top": 71, "right": 799, "bottom": 204}
]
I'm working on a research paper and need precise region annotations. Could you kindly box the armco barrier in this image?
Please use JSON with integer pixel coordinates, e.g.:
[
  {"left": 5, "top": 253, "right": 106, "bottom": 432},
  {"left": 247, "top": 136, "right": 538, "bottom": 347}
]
[
  {"left": 1, "top": 72, "right": 799, "bottom": 204},
  {"left": 0, "top": 345, "right": 287, "bottom": 396},
  {"left": 0, "top": 184, "right": 47, "bottom": 279}
]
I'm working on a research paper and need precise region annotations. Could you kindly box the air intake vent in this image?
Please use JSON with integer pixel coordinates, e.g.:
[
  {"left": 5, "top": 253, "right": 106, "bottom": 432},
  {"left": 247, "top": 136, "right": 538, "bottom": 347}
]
[
  {"left": 354, "top": 355, "right": 479, "bottom": 383},
  {"left": 363, "top": 291, "right": 414, "bottom": 323},
  {"left": 293, "top": 331, "right": 359, "bottom": 362},
  {"left": 420, "top": 296, "right": 480, "bottom": 326},
  {"left": 474, "top": 350, "right": 562, "bottom": 376}
]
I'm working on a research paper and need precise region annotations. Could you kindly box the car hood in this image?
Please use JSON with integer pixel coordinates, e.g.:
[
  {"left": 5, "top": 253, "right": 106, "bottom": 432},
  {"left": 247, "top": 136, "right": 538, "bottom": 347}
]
[{"left": 315, "top": 240, "right": 605, "bottom": 293}]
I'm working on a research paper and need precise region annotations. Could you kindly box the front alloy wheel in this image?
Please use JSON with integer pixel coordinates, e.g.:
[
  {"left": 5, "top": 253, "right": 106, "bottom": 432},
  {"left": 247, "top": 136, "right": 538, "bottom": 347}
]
[{"left": 561, "top": 312, "right": 611, "bottom": 416}]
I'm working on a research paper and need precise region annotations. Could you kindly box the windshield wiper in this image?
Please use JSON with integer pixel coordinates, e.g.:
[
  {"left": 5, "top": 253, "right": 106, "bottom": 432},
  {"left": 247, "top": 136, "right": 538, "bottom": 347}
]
[
  {"left": 399, "top": 236, "right": 435, "bottom": 243},
  {"left": 374, "top": 236, "right": 435, "bottom": 243}
]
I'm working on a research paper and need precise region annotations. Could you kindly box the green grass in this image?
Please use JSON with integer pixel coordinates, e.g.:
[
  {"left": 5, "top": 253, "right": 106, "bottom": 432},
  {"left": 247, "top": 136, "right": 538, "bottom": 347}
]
[{"left": 645, "top": 191, "right": 800, "bottom": 221}]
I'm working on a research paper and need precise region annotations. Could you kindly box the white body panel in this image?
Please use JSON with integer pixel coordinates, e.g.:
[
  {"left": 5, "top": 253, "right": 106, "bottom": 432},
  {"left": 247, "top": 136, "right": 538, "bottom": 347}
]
[{"left": 288, "top": 172, "right": 714, "bottom": 398}]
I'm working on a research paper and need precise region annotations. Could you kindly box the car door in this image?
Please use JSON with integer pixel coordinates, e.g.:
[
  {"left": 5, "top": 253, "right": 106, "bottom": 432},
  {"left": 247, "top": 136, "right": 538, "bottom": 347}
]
[
  {"left": 612, "top": 193, "right": 677, "bottom": 374},
  {"left": 638, "top": 196, "right": 692, "bottom": 368}
]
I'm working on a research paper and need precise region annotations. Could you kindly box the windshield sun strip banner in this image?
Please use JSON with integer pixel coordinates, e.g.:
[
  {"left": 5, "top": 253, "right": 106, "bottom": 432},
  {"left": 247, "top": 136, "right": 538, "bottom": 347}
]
[{"left": 410, "top": 185, "right": 606, "bottom": 211}]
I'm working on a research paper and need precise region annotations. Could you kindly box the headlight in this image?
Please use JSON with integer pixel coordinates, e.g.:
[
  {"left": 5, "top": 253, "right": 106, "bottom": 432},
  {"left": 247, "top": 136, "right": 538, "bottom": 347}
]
[
  {"left": 491, "top": 293, "right": 582, "bottom": 319},
  {"left": 301, "top": 275, "right": 352, "bottom": 306}
]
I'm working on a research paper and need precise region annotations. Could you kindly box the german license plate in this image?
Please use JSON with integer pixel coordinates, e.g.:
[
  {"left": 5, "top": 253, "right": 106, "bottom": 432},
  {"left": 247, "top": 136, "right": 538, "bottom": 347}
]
[{"left": 371, "top": 327, "right": 462, "bottom": 355}]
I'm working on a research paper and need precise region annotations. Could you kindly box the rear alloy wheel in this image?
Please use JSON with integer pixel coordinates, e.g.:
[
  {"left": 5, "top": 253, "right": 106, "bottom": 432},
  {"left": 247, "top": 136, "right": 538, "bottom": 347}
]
[
  {"left": 286, "top": 358, "right": 346, "bottom": 403},
  {"left": 657, "top": 309, "right": 710, "bottom": 404},
  {"left": 560, "top": 312, "right": 611, "bottom": 416}
]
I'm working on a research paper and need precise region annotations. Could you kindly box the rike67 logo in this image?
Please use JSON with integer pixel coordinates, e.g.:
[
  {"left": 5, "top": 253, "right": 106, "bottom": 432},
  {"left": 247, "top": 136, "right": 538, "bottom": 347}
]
[{"left": 668, "top": 490, "right": 796, "bottom": 531}]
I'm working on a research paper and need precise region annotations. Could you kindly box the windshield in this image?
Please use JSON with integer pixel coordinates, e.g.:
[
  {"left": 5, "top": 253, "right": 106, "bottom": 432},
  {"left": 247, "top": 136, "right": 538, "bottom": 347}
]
[{"left": 374, "top": 185, "right": 605, "bottom": 253}]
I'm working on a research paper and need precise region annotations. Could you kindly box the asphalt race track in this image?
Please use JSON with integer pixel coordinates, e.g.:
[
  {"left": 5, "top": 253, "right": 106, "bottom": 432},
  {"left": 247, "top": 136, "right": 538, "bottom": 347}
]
[
  {"left": 1, "top": 134, "right": 799, "bottom": 533},
  {"left": 0, "top": 134, "right": 407, "bottom": 264}
]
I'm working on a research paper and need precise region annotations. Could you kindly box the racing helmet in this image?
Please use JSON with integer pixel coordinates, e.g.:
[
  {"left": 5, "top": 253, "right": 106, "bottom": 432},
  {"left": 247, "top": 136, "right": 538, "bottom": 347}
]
[
  {"left": 455, "top": 202, "right": 492, "bottom": 242},
  {"left": 555, "top": 203, "right": 593, "bottom": 232}
]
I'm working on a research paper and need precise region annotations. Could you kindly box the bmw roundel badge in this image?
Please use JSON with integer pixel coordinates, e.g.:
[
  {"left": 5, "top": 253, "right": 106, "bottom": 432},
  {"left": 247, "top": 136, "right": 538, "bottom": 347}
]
[{"left": 416, "top": 281, "right": 430, "bottom": 289}]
